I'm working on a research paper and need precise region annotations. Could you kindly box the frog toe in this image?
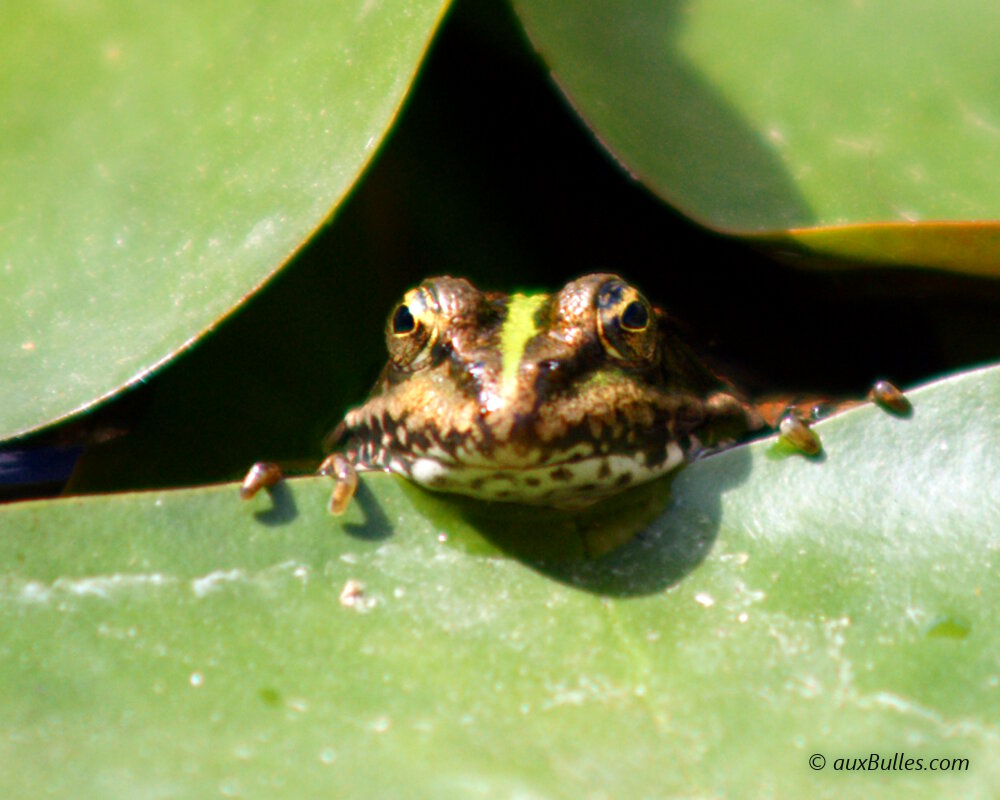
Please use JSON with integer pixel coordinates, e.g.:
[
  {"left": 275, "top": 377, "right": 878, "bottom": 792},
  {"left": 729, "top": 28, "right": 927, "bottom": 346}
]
[
  {"left": 319, "top": 454, "right": 359, "bottom": 515},
  {"left": 868, "top": 379, "right": 912, "bottom": 416},
  {"left": 778, "top": 413, "right": 823, "bottom": 456},
  {"left": 240, "top": 461, "right": 283, "bottom": 499}
]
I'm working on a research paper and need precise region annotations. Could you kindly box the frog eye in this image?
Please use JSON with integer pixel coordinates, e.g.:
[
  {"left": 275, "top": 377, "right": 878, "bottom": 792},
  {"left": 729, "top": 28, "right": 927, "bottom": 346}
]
[
  {"left": 391, "top": 304, "right": 416, "bottom": 334},
  {"left": 385, "top": 286, "right": 438, "bottom": 368},
  {"left": 620, "top": 300, "right": 649, "bottom": 331},
  {"left": 595, "top": 279, "right": 657, "bottom": 362}
]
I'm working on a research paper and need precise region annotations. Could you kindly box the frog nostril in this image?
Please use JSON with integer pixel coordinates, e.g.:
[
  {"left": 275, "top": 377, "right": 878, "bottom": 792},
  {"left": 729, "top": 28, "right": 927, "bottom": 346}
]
[{"left": 535, "top": 359, "right": 565, "bottom": 380}]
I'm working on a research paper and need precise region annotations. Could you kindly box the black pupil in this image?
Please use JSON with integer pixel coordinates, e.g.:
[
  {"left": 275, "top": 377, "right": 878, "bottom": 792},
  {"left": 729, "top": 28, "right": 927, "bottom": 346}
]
[
  {"left": 392, "top": 304, "right": 416, "bottom": 334},
  {"left": 621, "top": 300, "right": 648, "bottom": 330}
]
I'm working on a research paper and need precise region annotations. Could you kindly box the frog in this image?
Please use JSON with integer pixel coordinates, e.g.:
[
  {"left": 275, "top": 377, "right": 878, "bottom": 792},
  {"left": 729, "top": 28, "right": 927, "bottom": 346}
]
[{"left": 241, "top": 273, "right": 908, "bottom": 514}]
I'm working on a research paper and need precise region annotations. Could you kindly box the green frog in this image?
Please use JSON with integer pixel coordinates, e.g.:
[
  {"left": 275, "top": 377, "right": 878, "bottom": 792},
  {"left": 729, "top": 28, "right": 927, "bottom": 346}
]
[{"left": 241, "top": 274, "right": 907, "bottom": 514}]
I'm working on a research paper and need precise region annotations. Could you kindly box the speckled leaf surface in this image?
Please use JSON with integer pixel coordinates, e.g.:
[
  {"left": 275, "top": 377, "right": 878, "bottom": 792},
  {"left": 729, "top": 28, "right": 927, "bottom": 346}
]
[
  {"left": 0, "top": 0, "right": 450, "bottom": 440},
  {"left": 1, "top": 366, "right": 997, "bottom": 797},
  {"left": 513, "top": 0, "right": 1000, "bottom": 271}
]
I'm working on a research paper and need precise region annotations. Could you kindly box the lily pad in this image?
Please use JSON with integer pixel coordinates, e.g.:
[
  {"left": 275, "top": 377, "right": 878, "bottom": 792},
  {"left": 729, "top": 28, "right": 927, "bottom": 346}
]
[
  {"left": 2, "top": 365, "right": 997, "bottom": 797},
  {"left": 0, "top": 0, "right": 451, "bottom": 440},
  {"left": 513, "top": 0, "right": 1000, "bottom": 271}
]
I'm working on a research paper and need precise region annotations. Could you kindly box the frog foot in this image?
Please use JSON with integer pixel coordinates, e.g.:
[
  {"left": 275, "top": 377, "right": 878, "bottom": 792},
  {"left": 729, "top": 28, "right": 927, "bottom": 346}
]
[
  {"left": 241, "top": 458, "right": 357, "bottom": 514},
  {"left": 318, "top": 453, "right": 359, "bottom": 515},
  {"left": 240, "top": 461, "right": 283, "bottom": 499},
  {"left": 775, "top": 379, "right": 910, "bottom": 455}
]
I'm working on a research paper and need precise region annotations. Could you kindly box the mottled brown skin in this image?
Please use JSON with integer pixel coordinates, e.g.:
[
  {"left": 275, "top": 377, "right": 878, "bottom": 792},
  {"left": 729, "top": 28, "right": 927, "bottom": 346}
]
[
  {"left": 323, "top": 274, "right": 765, "bottom": 507},
  {"left": 242, "top": 274, "right": 906, "bottom": 512}
]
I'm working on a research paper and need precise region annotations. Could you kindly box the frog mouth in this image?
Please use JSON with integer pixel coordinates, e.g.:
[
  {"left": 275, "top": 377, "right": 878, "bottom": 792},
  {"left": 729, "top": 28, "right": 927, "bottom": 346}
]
[
  {"left": 340, "top": 394, "right": 689, "bottom": 505},
  {"left": 411, "top": 445, "right": 683, "bottom": 506},
  {"left": 373, "top": 440, "right": 685, "bottom": 507}
]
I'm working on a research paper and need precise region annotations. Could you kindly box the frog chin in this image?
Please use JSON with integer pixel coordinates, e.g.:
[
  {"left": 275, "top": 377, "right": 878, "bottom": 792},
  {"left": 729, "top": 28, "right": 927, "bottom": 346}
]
[{"left": 399, "top": 441, "right": 684, "bottom": 507}]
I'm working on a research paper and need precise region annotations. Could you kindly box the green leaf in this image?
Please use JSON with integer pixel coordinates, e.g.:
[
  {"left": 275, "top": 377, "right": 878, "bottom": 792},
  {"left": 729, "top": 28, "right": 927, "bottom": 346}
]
[
  {"left": 2, "top": 366, "right": 997, "bottom": 797},
  {"left": 513, "top": 0, "right": 1000, "bottom": 271},
  {"left": 0, "top": 0, "right": 451, "bottom": 440}
]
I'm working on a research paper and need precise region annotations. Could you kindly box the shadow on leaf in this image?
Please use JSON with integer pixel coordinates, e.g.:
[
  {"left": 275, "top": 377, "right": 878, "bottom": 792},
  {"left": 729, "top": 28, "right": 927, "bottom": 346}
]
[
  {"left": 408, "top": 445, "right": 753, "bottom": 597},
  {"left": 252, "top": 481, "right": 298, "bottom": 526},
  {"left": 342, "top": 480, "right": 394, "bottom": 541}
]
